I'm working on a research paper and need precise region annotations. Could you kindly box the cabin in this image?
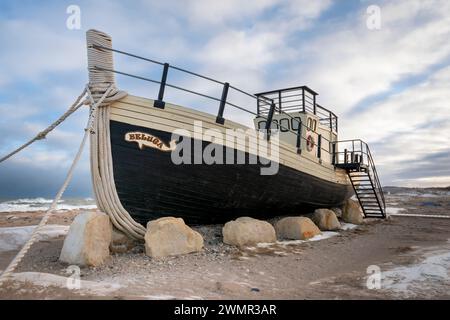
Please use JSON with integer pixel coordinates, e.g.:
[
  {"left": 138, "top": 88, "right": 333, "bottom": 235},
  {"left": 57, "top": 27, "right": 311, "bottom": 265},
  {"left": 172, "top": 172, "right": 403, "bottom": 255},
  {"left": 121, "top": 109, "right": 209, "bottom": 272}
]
[{"left": 253, "top": 86, "right": 338, "bottom": 165}]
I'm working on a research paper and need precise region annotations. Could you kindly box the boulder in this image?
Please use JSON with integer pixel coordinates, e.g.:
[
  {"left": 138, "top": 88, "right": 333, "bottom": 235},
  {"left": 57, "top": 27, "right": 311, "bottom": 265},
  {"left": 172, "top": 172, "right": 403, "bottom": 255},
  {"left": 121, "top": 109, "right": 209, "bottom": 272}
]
[
  {"left": 110, "top": 227, "right": 135, "bottom": 254},
  {"left": 331, "top": 207, "right": 343, "bottom": 218},
  {"left": 275, "top": 217, "right": 321, "bottom": 240},
  {"left": 342, "top": 199, "right": 364, "bottom": 224},
  {"left": 222, "top": 217, "right": 276, "bottom": 247},
  {"left": 145, "top": 217, "right": 203, "bottom": 258},
  {"left": 60, "top": 211, "right": 112, "bottom": 267},
  {"left": 312, "top": 209, "right": 341, "bottom": 231}
]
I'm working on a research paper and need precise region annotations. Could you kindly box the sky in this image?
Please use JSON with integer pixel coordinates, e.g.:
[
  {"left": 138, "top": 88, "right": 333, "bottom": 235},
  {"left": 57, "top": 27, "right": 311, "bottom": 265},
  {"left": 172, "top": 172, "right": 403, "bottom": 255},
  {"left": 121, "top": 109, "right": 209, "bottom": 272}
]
[{"left": 0, "top": 0, "right": 449, "bottom": 198}]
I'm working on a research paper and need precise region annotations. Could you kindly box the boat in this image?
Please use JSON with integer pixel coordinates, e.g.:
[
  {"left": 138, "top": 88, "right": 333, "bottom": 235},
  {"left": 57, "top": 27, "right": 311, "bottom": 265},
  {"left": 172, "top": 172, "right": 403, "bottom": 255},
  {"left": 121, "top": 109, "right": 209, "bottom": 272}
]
[{"left": 86, "top": 30, "right": 386, "bottom": 236}]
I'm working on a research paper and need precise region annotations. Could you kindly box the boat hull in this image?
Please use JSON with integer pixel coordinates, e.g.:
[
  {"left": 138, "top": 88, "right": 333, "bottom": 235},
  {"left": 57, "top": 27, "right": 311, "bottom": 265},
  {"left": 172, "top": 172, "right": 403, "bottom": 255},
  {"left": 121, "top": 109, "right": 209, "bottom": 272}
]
[{"left": 110, "top": 120, "right": 353, "bottom": 225}]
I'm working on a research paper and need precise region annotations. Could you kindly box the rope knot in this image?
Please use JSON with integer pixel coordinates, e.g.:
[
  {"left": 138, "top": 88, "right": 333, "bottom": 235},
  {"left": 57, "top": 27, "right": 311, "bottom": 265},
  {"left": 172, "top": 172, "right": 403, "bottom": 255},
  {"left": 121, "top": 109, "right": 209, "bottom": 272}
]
[{"left": 36, "top": 132, "right": 47, "bottom": 140}]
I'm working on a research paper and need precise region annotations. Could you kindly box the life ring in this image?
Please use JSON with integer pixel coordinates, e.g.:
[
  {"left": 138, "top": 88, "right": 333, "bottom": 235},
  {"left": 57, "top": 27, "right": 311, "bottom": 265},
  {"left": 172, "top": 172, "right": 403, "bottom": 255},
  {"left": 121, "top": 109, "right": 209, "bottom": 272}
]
[{"left": 306, "top": 134, "right": 315, "bottom": 152}]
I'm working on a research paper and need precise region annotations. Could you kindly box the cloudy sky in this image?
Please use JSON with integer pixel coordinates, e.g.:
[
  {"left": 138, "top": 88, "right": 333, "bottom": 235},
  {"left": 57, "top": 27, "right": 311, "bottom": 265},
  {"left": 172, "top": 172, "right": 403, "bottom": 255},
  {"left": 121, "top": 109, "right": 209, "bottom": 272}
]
[{"left": 0, "top": 0, "right": 449, "bottom": 198}]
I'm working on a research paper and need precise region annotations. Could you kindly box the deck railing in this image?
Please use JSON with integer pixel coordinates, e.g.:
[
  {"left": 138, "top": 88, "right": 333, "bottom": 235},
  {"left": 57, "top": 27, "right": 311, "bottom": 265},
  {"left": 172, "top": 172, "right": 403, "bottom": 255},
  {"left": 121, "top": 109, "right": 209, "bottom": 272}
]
[
  {"left": 90, "top": 43, "right": 336, "bottom": 159},
  {"left": 255, "top": 87, "right": 338, "bottom": 132}
]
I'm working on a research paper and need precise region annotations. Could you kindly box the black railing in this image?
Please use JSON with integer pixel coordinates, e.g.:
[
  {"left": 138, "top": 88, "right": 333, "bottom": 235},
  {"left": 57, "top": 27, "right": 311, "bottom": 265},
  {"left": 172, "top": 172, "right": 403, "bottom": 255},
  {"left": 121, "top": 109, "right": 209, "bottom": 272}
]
[
  {"left": 90, "top": 43, "right": 336, "bottom": 159},
  {"left": 255, "top": 87, "right": 338, "bottom": 132},
  {"left": 332, "top": 139, "right": 385, "bottom": 213}
]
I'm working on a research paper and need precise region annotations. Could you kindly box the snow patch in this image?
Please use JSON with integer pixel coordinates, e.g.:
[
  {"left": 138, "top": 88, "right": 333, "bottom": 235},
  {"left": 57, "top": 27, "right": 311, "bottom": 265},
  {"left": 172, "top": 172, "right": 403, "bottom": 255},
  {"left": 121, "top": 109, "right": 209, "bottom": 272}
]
[
  {"left": 0, "top": 225, "right": 69, "bottom": 252},
  {"left": 257, "top": 231, "right": 339, "bottom": 248},
  {"left": 386, "top": 207, "right": 406, "bottom": 215},
  {"left": 341, "top": 223, "right": 358, "bottom": 231},
  {"left": 382, "top": 251, "right": 450, "bottom": 297},
  {"left": 144, "top": 294, "right": 177, "bottom": 300},
  {"left": 11, "top": 272, "right": 121, "bottom": 295}
]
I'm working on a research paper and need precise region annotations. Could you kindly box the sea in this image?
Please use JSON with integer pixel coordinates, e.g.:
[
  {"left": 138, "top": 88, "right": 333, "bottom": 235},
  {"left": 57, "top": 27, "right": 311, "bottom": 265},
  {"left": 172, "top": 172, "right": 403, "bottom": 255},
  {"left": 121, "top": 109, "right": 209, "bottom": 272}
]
[{"left": 0, "top": 197, "right": 97, "bottom": 213}]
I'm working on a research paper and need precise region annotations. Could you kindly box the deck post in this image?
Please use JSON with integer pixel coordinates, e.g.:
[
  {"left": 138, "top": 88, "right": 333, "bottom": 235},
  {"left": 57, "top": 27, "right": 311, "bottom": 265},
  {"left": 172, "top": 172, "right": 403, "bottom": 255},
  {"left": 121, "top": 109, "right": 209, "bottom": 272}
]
[
  {"left": 302, "top": 88, "right": 306, "bottom": 113},
  {"left": 216, "top": 82, "right": 229, "bottom": 124},
  {"left": 154, "top": 63, "right": 169, "bottom": 109},
  {"left": 256, "top": 96, "right": 260, "bottom": 116},
  {"left": 278, "top": 90, "right": 282, "bottom": 114},
  {"left": 313, "top": 95, "right": 316, "bottom": 115},
  {"left": 296, "top": 119, "right": 302, "bottom": 154},
  {"left": 344, "top": 149, "right": 348, "bottom": 163},
  {"left": 332, "top": 143, "right": 336, "bottom": 165},
  {"left": 329, "top": 111, "right": 332, "bottom": 130},
  {"left": 317, "top": 134, "right": 322, "bottom": 159},
  {"left": 265, "top": 102, "right": 276, "bottom": 141}
]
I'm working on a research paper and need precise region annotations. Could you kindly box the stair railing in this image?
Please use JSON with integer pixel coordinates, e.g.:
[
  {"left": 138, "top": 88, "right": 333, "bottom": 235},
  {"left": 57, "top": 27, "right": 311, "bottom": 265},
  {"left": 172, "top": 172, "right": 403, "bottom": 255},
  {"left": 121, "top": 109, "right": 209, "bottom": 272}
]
[{"left": 332, "top": 139, "right": 386, "bottom": 216}]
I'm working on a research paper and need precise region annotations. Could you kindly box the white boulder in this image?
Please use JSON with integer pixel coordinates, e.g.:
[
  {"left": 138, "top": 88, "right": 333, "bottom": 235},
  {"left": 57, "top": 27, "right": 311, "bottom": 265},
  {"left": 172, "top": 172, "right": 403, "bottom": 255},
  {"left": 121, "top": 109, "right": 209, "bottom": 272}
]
[
  {"left": 145, "top": 217, "right": 203, "bottom": 258},
  {"left": 312, "top": 209, "right": 341, "bottom": 231},
  {"left": 60, "top": 211, "right": 112, "bottom": 267},
  {"left": 222, "top": 217, "right": 276, "bottom": 247},
  {"left": 342, "top": 199, "right": 364, "bottom": 224},
  {"left": 275, "top": 217, "right": 321, "bottom": 240}
]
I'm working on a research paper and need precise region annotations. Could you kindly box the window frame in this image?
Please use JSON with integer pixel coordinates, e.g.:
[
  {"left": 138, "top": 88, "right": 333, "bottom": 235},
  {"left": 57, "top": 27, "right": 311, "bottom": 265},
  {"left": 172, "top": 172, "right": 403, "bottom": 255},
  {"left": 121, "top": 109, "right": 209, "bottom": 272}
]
[{"left": 279, "top": 118, "right": 290, "bottom": 132}]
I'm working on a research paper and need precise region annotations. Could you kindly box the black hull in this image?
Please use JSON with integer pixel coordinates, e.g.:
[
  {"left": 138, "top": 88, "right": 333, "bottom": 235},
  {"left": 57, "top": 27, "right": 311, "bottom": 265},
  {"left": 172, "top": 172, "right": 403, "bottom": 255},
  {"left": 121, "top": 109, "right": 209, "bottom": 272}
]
[{"left": 110, "top": 120, "right": 353, "bottom": 225}]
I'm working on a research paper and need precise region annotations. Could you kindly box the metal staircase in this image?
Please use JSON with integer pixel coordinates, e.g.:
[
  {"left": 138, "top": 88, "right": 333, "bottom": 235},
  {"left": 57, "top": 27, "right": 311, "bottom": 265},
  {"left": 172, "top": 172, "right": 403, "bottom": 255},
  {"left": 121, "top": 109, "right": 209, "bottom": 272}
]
[{"left": 332, "top": 140, "right": 386, "bottom": 218}]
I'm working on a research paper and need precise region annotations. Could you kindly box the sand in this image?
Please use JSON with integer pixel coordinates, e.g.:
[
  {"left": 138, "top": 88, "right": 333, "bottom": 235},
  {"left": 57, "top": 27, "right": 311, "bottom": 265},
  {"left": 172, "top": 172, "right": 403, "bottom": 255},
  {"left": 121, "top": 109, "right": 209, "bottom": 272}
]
[{"left": 0, "top": 194, "right": 449, "bottom": 300}]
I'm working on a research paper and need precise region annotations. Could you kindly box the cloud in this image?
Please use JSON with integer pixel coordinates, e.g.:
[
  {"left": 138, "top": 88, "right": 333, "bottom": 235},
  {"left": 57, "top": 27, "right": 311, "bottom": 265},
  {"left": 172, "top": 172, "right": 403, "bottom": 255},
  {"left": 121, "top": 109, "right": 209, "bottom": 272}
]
[{"left": 285, "top": 0, "right": 450, "bottom": 111}]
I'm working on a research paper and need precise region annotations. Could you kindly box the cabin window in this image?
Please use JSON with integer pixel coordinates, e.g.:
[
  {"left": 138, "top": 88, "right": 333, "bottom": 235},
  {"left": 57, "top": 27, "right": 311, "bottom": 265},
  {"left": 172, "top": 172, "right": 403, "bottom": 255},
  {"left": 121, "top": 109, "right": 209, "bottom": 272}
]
[
  {"left": 307, "top": 118, "right": 317, "bottom": 131},
  {"left": 258, "top": 120, "right": 266, "bottom": 130},
  {"left": 291, "top": 117, "right": 301, "bottom": 130},
  {"left": 279, "top": 118, "right": 289, "bottom": 132},
  {"left": 270, "top": 119, "right": 279, "bottom": 130}
]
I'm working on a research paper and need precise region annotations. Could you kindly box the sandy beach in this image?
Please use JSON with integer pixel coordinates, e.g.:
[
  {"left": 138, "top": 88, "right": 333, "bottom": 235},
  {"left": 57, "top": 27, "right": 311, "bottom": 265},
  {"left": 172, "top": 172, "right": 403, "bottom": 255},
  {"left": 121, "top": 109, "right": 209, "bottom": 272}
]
[{"left": 0, "top": 191, "right": 449, "bottom": 300}]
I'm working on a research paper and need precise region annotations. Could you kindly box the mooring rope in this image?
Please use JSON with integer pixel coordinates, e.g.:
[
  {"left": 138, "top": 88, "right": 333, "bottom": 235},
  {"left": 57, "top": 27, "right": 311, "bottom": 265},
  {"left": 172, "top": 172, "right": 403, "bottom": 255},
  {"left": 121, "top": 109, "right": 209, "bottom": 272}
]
[
  {"left": 0, "top": 89, "right": 87, "bottom": 164},
  {"left": 0, "top": 86, "right": 115, "bottom": 285}
]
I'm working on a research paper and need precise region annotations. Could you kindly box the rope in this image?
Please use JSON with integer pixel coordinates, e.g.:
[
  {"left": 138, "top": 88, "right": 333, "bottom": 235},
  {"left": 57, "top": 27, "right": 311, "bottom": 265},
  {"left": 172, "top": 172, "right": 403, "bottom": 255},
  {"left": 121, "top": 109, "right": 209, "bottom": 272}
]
[
  {"left": 0, "top": 89, "right": 87, "bottom": 164},
  {"left": 86, "top": 29, "right": 146, "bottom": 240},
  {"left": 0, "top": 86, "right": 114, "bottom": 285}
]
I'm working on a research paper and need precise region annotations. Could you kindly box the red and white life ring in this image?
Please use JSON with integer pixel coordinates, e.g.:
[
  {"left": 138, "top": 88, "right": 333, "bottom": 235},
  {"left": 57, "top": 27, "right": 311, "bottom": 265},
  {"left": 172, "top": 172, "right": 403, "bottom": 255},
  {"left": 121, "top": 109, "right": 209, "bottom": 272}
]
[{"left": 306, "top": 134, "right": 315, "bottom": 152}]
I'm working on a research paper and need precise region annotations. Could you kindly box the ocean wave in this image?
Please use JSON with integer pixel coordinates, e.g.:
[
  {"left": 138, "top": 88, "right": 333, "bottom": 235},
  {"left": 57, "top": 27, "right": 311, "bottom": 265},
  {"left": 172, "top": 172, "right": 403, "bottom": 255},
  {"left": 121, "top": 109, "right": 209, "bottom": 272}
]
[{"left": 0, "top": 198, "right": 97, "bottom": 213}]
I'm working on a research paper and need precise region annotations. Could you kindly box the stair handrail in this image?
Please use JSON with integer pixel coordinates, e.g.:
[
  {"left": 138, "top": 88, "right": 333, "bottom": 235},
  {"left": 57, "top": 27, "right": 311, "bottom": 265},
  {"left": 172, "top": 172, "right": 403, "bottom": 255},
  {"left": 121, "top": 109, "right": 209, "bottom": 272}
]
[
  {"left": 365, "top": 145, "right": 386, "bottom": 213},
  {"left": 332, "top": 139, "right": 386, "bottom": 216}
]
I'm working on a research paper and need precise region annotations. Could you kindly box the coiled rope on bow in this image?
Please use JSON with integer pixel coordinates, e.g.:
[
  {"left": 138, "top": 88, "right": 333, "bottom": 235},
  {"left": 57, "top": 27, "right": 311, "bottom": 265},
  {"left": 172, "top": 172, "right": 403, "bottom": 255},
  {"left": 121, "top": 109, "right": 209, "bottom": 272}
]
[{"left": 85, "top": 29, "right": 146, "bottom": 240}]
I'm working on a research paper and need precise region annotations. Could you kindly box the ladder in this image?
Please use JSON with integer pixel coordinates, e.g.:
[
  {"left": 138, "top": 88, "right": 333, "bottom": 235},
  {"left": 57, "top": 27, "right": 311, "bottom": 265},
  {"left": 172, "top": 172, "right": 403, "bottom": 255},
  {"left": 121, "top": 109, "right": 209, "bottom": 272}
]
[{"left": 333, "top": 140, "right": 386, "bottom": 218}]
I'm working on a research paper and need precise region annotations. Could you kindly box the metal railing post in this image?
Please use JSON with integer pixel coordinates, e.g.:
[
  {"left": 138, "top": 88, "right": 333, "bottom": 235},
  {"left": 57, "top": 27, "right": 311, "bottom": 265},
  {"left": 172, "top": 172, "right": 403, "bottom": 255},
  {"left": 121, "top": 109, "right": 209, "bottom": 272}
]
[
  {"left": 265, "top": 102, "right": 276, "bottom": 141},
  {"left": 216, "top": 82, "right": 229, "bottom": 124},
  {"left": 153, "top": 63, "right": 169, "bottom": 109},
  {"left": 278, "top": 91, "right": 282, "bottom": 114},
  {"left": 257, "top": 96, "right": 260, "bottom": 115},
  {"left": 332, "top": 143, "right": 336, "bottom": 165},
  {"left": 302, "top": 88, "right": 305, "bottom": 113},
  {"left": 317, "top": 134, "right": 322, "bottom": 159},
  {"left": 313, "top": 95, "right": 317, "bottom": 115},
  {"left": 329, "top": 111, "right": 332, "bottom": 130},
  {"left": 296, "top": 119, "right": 302, "bottom": 154}
]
